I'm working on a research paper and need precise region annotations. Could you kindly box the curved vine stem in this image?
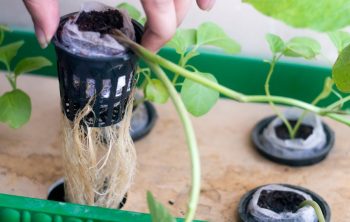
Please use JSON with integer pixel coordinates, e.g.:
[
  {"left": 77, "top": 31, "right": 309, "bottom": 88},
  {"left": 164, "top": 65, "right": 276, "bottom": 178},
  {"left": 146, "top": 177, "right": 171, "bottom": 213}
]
[
  {"left": 112, "top": 28, "right": 350, "bottom": 123},
  {"left": 265, "top": 55, "right": 294, "bottom": 138},
  {"left": 123, "top": 41, "right": 350, "bottom": 126},
  {"left": 299, "top": 200, "right": 326, "bottom": 222},
  {"left": 327, "top": 95, "right": 350, "bottom": 111},
  {"left": 147, "top": 62, "right": 201, "bottom": 222}
]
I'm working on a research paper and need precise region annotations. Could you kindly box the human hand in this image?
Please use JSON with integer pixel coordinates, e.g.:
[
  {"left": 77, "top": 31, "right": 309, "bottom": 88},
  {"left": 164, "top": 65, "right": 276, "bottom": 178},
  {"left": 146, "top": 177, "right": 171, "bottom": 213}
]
[
  {"left": 24, "top": 0, "right": 215, "bottom": 51},
  {"left": 140, "top": 0, "right": 215, "bottom": 52}
]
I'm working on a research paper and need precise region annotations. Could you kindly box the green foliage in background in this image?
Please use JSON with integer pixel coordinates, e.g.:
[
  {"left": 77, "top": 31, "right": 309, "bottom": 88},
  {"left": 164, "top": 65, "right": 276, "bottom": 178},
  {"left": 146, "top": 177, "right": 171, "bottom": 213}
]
[
  {"left": 244, "top": 0, "right": 350, "bottom": 32},
  {"left": 0, "top": 26, "right": 51, "bottom": 128}
]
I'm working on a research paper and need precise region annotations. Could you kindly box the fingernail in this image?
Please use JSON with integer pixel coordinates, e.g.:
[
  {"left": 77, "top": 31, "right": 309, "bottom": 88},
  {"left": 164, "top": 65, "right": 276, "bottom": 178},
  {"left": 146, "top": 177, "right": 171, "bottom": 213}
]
[
  {"left": 35, "top": 27, "right": 49, "bottom": 49},
  {"left": 205, "top": 0, "right": 215, "bottom": 11}
]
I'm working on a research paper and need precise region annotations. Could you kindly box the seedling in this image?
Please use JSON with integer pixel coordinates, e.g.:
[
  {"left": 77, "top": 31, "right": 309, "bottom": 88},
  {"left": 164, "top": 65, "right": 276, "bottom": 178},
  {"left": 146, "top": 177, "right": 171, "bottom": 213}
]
[
  {"left": 0, "top": 25, "right": 52, "bottom": 128},
  {"left": 263, "top": 34, "right": 347, "bottom": 139}
]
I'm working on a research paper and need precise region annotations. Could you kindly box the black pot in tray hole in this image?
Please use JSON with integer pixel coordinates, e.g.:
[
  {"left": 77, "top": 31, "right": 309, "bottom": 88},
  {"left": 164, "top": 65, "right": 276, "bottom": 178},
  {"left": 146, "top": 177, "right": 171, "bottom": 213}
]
[
  {"left": 238, "top": 184, "right": 331, "bottom": 222},
  {"left": 130, "top": 100, "right": 157, "bottom": 141},
  {"left": 47, "top": 179, "right": 127, "bottom": 209},
  {"left": 251, "top": 116, "right": 335, "bottom": 166}
]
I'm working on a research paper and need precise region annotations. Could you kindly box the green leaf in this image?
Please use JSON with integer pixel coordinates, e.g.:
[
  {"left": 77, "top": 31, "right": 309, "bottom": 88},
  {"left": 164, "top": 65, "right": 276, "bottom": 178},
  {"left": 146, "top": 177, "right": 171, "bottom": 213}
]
[
  {"left": 266, "top": 33, "right": 285, "bottom": 54},
  {"left": 117, "top": 3, "right": 141, "bottom": 21},
  {"left": 243, "top": 0, "right": 350, "bottom": 32},
  {"left": 145, "top": 79, "right": 169, "bottom": 104},
  {"left": 14, "top": 56, "right": 52, "bottom": 77},
  {"left": 147, "top": 191, "right": 176, "bottom": 222},
  {"left": 332, "top": 44, "right": 350, "bottom": 93},
  {"left": 196, "top": 22, "right": 240, "bottom": 54},
  {"left": 0, "top": 25, "right": 10, "bottom": 45},
  {"left": 139, "top": 17, "right": 147, "bottom": 25},
  {"left": 167, "top": 29, "right": 197, "bottom": 55},
  {"left": 328, "top": 31, "right": 350, "bottom": 53},
  {"left": 117, "top": 3, "right": 146, "bottom": 24},
  {"left": 181, "top": 73, "right": 219, "bottom": 116},
  {"left": 283, "top": 37, "right": 321, "bottom": 59},
  {"left": 0, "top": 41, "right": 24, "bottom": 67},
  {"left": 0, "top": 89, "right": 31, "bottom": 128}
]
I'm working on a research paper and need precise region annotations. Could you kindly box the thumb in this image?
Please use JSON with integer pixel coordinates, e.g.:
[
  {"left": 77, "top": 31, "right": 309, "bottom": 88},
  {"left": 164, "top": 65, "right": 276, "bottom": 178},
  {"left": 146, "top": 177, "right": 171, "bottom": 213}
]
[{"left": 23, "top": 0, "right": 59, "bottom": 48}]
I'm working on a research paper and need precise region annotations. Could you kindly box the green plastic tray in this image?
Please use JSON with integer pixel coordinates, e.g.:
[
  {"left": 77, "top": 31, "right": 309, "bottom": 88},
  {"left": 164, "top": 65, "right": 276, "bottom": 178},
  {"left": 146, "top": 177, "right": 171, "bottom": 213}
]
[{"left": 0, "top": 193, "right": 200, "bottom": 222}]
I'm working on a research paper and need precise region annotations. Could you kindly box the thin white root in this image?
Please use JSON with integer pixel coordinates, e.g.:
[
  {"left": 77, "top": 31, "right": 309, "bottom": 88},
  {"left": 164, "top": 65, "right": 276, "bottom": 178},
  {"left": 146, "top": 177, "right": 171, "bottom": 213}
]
[{"left": 62, "top": 96, "right": 136, "bottom": 208}]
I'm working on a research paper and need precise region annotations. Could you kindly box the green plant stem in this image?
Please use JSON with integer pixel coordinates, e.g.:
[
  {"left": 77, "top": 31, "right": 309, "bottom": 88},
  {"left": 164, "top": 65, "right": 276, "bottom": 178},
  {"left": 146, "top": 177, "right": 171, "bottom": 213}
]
[
  {"left": 122, "top": 39, "right": 350, "bottom": 126},
  {"left": 299, "top": 200, "right": 326, "bottom": 222},
  {"left": 331, "top": 88, "right": 343, "bottom": 101},
  {"left": 148, "top": 62, "right": 200, "bottom": 222},
  {"left": 172, "top": 48, "right": 199, "bottom": 84},
  {"left": 5, "top": 64, "right": 16, "bottom": 89},
  {"left": 290, "top": 91, "right": 325, "bottom": 138},
  {"left": 265, "top": 55, "right": 294, "bottom": 138},
  {"left": 172, "top": 53, "right": 184, "bottom": 84},
  {"left": 327, "top": 95, "right": 350, "bottom": 111}
]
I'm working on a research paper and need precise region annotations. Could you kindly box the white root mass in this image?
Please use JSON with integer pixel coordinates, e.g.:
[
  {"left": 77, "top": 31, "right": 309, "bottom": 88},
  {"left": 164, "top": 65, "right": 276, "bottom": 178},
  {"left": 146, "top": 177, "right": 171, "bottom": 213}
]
[{"left": 62, "top": 97, "right": 136, "bottom": 208}]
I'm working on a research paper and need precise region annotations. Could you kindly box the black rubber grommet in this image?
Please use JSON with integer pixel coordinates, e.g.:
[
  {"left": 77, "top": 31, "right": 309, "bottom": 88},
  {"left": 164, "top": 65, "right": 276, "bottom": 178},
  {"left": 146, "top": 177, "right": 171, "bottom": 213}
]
[
  {"left": 131, "top": 101, "right": 158, "bottom": 141},
  {"left": 47, "top": 179, "right": 127, "bottom": 209},
  {"left": 238, "top": 184, "right": 331, "bottom": 222},
  {"left": 251, "top": 116, "right": 335, "bottom": 166}
]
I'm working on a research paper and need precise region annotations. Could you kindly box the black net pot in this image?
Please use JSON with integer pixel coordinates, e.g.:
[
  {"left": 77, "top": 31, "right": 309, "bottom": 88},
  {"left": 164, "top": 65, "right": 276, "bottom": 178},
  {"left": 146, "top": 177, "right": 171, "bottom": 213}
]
[
  {"left": 52, "top": 13, "right": 143, "bottom": 127},
  {"left": 238, "top": 184, "right": 331, "bottom": 222},
  {"left": 251, "top": 116, "right": 335, "bottom": 167},
  {"left": 47, "top": 178, "right": 127, "bottom": 209}
]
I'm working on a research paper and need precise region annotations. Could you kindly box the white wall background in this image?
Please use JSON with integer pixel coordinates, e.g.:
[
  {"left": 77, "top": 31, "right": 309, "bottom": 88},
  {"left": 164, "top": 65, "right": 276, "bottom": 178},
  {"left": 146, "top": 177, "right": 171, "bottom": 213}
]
[{"left": 0, "top": 0, "right": 341, "bottom": 65}]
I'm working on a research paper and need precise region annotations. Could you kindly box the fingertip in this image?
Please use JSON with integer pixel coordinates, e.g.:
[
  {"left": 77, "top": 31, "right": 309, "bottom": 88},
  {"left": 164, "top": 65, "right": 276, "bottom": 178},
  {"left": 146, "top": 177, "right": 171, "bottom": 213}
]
[
  {"left": 24, "top": 0, "right": 60, "bottom": 46},
  {"left": 141, "top": 29, "right": 163, "bottom": 53},
  {"left": 140, "top": 0, "right": 177, "bottom": 52},
  {"left": 141, "top": 23, "right": 176, "bottom": 53},
  {"left": 34, "top": 25, "right": 48, "bottom": 48},
  {"left": 196, "top": 0, "right": 216, "bottom": 11}
]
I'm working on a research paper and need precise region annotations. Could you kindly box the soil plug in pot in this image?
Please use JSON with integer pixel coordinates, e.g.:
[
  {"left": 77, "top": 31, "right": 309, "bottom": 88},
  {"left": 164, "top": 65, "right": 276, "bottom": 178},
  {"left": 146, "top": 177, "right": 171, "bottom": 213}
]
[
  {"left": 252, "top": 108, "right": 334, "bottom": 166},
  {"left": 52, "top": 2, "right": 142, "bottom": 209},
  {"left": 238, "top": 184, "right": 330, "bottom": 222}
]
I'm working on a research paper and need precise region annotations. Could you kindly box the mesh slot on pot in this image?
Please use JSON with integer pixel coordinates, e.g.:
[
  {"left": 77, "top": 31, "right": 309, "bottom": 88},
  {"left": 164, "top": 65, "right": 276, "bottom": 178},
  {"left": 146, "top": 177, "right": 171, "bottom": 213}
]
[{"left": 56, "top": 56, "right": 136, "bottom": 127}]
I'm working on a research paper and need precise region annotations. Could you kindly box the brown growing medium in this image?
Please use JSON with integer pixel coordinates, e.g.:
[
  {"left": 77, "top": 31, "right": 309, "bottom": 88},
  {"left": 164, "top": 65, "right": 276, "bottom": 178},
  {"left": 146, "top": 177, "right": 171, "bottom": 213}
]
[
  {"left": 275, "top": 120, "right": 314, "bottom": 140},
  {"left": 76, "top": 9, "right": 124, "bottom": 35},
  {"left": 257, "top": 190, "right": 306, "bottom": 213}
]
